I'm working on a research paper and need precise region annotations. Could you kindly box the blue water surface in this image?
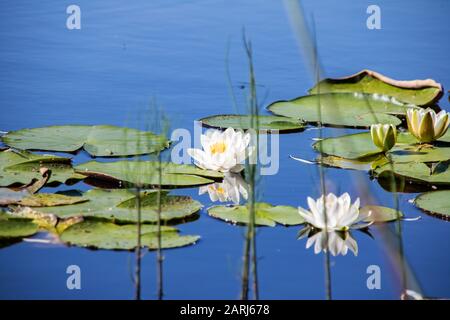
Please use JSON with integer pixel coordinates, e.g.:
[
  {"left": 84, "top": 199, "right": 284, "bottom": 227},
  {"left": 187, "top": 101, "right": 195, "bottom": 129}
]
[{"left": 0, "top": 0, "right": 449, "bottom": 299}]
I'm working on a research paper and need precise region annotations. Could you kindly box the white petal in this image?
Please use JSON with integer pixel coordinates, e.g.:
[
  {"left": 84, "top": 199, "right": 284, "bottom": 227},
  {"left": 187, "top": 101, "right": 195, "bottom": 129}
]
[{"left": 298, "top": 207, "right": 316, "bottom": 225}]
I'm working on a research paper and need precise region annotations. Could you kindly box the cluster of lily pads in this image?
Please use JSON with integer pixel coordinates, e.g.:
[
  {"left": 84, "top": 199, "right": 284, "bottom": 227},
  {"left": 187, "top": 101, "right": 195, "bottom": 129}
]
[
  {"left": 199, "top": 69, "right": 449, "bottom": 255},
  {"left": 301, "top": 71, "right": 450, "bottom": 222},
  {"left": 0, "top": 126, "right": 220, "bottom": 250},
  {"left": 1, "top": 69, "right": 448, "bottom": 257}
]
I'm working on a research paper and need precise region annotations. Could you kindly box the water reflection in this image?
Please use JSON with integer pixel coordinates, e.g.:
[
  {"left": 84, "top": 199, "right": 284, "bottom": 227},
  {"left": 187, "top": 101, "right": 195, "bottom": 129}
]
[
  {"left": 298, "top": 226, "right": 359, "bottom": 257},
  {"left": 199, "top": 173, "right": 248, "bottom": 205}
]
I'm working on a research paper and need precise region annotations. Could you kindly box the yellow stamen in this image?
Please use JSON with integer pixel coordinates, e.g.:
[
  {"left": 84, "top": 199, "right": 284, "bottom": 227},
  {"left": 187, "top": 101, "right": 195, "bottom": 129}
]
[
  {"left": 210, "top": 141, "right": 227, "bottom": 154},
  {"left": 216, "top": 187, "right": 225, "bottom": 194}
]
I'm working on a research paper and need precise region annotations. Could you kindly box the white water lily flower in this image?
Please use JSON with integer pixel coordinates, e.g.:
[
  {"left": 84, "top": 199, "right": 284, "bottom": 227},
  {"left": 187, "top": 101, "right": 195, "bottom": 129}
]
[
  {"left": 370, "top": 123, "right": 397, "bottom": 152},
  {"left": 304, "top": 230, "right": 358, "bottom": 256},
  {"left": 406, "top": 108, "right": 450, "bottom": 143},
  {"left": 187, "top": 127, "right": 252, "bottom": 173},
  {"left": 199, "top": 173, "right": 248, "bottom": 205},
  {"left": 298, "top": 193, "right": 372, "bottom": 231}
]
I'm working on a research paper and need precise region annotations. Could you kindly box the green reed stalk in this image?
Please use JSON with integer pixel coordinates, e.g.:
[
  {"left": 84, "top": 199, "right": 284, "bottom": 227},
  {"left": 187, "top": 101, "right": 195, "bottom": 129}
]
[
  {"left": 134, "top": 184, "right": 142, "bottom": 300},
  {"left": 246, "top": 37, "right": 260, "bottom": 301},
  {"left": 156, "top": 150, "right": 164, "bottom": 300},
  {"left": 132, "top": 126, "right": 143, "bottom": 301},
  {"left": 238, "top": 32, "right": 260, "bottom": 300},
  {"left": 314, "top": 51, "right": 332, "bottom": 301}
]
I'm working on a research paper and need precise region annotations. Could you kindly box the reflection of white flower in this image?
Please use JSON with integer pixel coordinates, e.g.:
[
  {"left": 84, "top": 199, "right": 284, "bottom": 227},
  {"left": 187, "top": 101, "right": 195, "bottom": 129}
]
[
  {"left": 199, "top": 173, "right": 248, "bottom": 205},
  {"left": 298, "top": 193, "right": 371, "bottom": 231},
  {"left": 401, "top": 290, "right": 424, "bottom": 300},
  {"left": 406, "top": 108, "right": 450, "bottom": 143},
  {"left": 187, "top": 128, "right": 251, "bottom": 173},
  {"left": 301, "top": 229, "right": 358, "bottom": 256}
]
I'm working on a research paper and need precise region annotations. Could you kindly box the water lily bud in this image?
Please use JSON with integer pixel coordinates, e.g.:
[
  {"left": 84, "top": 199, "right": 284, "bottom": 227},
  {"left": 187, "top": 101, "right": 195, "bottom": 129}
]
[
  {"left": 370, "top": 124, "right": 397, "bottom": 152},
  {"left": 406, "top": 108, "right": 450, "bottom": 143}
]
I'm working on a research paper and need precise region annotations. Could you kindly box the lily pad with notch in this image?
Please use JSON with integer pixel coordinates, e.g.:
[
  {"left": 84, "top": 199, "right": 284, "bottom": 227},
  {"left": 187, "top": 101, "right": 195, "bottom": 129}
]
[
  {"left": 314, "top": 131, "right": 450, "bottom": 163},
  {"left": 267, "top": 92, "right": 412, "bottom": 128},
  {"left": 0, "top": 149, "right": 83, "bottom": 187}
]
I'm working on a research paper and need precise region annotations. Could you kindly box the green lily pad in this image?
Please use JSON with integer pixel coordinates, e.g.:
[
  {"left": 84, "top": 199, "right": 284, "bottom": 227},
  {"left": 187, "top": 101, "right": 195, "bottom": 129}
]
[
  {"left": 309, "top": 69, "right": 443, "bottom": 106},
  {"left": 375, "top": 162, "right": 450, "bottom": 186},
  {"left": 314, "top": 132, "right": 450, "bottom": 162},
  {"left": 0, "top": 149, "right": 83, "bottom": 186},
  {"left": 199, "top": 115, "right": 304, "bottom": 132},
  {"left": 414, "top": 190, "right": 450, "bottom": 219},
  {"left": 75, "top": 161, "right": 222, "bottom": 188},
  {"left": 15, "top": 193, "right": 87, "bottom": 207},
  {"left": 1, "top": 125, "right": 170, "bottom": 157},
  {"left": 33, "top": 189, "right": 202, "bottom": 223},
  {"left": 207, "top": 203, "right": 304, "bottom": 227},
  {"left": 0, "top": 187, "right": 87, "bottom": 207},
  {"left": 314, "top": 132, "right": 414, "bottom": 159},
  {"left": 0, "top": 212, "right": 38, "bottom": 238},
  {"left": 267, "top": 93, "right": 409, "bottom": 128},
  {"left": 60, "top": 220, "right": 200, "bottom": 250},
  {"left": 360, "top": 205, "right": 404, "bottom": 223}
]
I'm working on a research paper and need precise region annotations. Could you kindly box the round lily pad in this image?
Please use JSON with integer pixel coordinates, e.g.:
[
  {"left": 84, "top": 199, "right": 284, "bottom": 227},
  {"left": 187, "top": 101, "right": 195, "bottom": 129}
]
[
  {"left": 60, "top": 220, "right": 200, "bottom": 250},
  {"left": 1, "top": 125, "right": 170, "bottom": 157},
  {"left": 374, "top": 162, "right": 450, "bottom": 186},
  {"left": 414, "top": 190, "right": 450, "bottom": 220},
  {"left": 199, "top": 115, "right": 304, "bottom": 132},
  {"left": 207, "top": 203, "right": 304, "bottom": 227},
  {"left": 33, "top": 189, "right": 202, "bottom": 223}
]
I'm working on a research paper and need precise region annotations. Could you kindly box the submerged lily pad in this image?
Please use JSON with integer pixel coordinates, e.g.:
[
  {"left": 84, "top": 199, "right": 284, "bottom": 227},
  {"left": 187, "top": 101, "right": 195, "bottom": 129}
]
[
  {"left": 0, "top": 212, "right": 38, "bottom": 239},
  {"left": 33, "top": 189, "right": 202, "bottom": 223},
  {"left": 267, "top": 92, "right": 409, "bottom": 128},
  {"left": 199, "top": 115, "right": 304, "bottom": 132},
  {"left": 360, "top": 205, "right": 404, "bottom": 223},
  {"left": 414, "top": 190, "right": 450, "bottom": 219},
  {"left": 207, "top": 203, "right": 304, "bottom": 227},
  {"left": 319, "top": 155, "right": 384, "bottom": 171},
  {"left": 1, "top": 125, "right": 170, "bottom": 157},
  {"left": 309, "top": 69, "right": 443, "bottom": 106},
  {"left": 75, "top": 161, "right": 222, "bottom": 188},
  {"left": 375, "top": 162, "right": 450, "bottom": 186},
  {"left": 0, "top": 149, "right": 83, "bottom": 186},
  {"left": 60, "top": 220, "right": 200, "bottom": 250}
]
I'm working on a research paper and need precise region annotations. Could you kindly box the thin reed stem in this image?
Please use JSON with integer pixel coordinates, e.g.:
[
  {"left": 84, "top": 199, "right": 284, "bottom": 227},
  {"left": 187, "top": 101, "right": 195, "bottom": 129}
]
[
  {"left": 135, "top": 185, "right": 142, "bottom": 300},
  {"left": 156, "top": 152, "right": 164, "bottom": 300}
]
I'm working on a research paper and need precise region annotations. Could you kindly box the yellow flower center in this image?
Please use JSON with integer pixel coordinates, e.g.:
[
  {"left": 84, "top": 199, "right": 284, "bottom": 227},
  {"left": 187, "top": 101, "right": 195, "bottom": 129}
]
[
  {"left": 210, "top": 141, "right": 227, "bottom": 155},
  {"left": 216, "top": 186, "right": 225, "bottom": 194}
]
